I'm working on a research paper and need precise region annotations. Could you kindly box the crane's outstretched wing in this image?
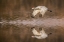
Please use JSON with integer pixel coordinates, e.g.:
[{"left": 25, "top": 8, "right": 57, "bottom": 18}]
[
  {"left": 32, "top": 28, "right": 41, "bottom": 35},
  {"left": 32, "top": 28, "right": 48, "bottom": 39}
]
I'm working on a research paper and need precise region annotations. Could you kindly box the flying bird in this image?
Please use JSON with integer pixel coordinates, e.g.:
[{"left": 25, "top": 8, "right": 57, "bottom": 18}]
[
  {"left": 32, "top": 28, "right": 48, "bottom": 39},
  {"left": 32, "top": 6, "right": 52, "bottom": 18}
]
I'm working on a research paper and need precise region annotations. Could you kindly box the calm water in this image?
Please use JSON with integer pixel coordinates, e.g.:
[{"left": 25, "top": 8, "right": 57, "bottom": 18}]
[{"left": 0, "top": 0, "right": 64, "bottom": 42}]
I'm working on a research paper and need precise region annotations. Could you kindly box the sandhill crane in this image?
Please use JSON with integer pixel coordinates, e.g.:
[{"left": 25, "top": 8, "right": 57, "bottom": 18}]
[
  {"left": 32, "top": 28, "right": 48, "bottom": 39},
  {"left": 32, "top": 6, "right": 52, "bottom": 18}
]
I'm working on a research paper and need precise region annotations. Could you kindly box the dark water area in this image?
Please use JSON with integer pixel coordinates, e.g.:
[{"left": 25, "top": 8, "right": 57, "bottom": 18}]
[
  {"left": 0, "top": 24, "right": 64, "bottom": 42},
  {"left": 0, "top": 0, "right": 64, "bottom": 42},
  {"left": 0, "top": 0, "right": 64, "bottom": 20}
]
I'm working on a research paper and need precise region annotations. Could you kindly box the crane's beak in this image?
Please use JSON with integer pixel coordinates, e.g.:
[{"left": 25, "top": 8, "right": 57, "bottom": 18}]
[
  {"left": 35, "top": 8, "right": 40, "bottom": 10},
  {"left": 32, "top": 7, "right": 35, "bottom": 9},
  {"left": 32, "top": 7, "right": 40, "bottom": 10},
  {"left": 31, "top": 27, "right": 35, "bottom": 29}
]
